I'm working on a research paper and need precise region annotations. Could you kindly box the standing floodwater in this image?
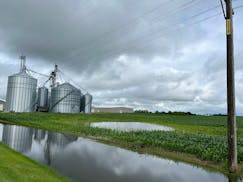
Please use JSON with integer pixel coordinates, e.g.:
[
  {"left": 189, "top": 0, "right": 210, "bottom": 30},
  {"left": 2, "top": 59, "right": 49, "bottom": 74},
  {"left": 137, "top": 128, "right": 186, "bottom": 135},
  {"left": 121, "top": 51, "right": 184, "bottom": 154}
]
[
  {"left": 0, "top": 123, "right": 241, "bottom": 182},
  {"left": 90, "top": 122, "right": 174, "bottom": 131}
]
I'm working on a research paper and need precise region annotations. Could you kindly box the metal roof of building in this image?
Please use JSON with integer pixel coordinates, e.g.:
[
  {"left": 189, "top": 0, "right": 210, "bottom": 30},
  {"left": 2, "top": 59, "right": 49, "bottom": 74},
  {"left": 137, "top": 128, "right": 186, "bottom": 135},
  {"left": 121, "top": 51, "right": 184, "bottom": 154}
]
[{"left": 10, "top": 71, "right": 36, "bottom": 79}]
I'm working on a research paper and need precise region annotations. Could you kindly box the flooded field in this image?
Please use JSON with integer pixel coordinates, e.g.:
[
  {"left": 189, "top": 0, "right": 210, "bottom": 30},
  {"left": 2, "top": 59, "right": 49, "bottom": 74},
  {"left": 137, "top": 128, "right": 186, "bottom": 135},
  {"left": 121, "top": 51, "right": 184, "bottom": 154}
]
[
  {"left": 89, "top": 122, "right": 174, "bottom": 131},
  {"left": 0, "top": 123, "right": 241, "bottom": 182}
]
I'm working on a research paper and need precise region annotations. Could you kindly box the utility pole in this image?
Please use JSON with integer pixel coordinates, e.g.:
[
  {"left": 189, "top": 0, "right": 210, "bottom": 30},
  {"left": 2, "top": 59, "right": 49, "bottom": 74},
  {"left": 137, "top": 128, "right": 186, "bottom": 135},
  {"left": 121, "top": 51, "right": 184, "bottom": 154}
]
[{"left": 224, "top": 0, "right": 237, "bottom": 173}]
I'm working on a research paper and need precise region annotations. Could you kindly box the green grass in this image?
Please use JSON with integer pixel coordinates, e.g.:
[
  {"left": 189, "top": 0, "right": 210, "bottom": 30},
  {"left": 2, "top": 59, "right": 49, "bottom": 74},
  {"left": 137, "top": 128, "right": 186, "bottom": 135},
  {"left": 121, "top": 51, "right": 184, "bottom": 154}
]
[
  {"left": 1, "top": 112, "right": 243, "bottom": 174},
  {"left": 0, "top": 142, "right": 68, "bottom": 182}
]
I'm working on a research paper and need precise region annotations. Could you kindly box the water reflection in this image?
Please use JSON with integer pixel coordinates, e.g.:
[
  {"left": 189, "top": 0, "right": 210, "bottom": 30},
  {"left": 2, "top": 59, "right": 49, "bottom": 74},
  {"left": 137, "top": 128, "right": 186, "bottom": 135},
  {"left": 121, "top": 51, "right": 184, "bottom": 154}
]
[
  {"left": 2, "top": 125, "right": 33, "bottom": 153},
  {"left": 45, "top": 133, "right": 77, "bottom": 165},
  {"left": 0, "top": 123, "right": 242, "bottom": 182},
  {"left": 90, "top": 122, "right": 174, "bottom": 131},
  {"left": 34, "top": 129, "right": 46, "bottom": 141}
]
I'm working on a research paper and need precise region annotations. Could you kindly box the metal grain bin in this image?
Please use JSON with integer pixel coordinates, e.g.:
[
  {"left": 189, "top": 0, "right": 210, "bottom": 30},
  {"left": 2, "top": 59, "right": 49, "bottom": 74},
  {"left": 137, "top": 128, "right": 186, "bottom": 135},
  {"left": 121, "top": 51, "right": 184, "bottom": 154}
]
[
  {"left": 50, "top": 82, "right": 81, "bottom": 113},
  {"left": 37, "top": 86, "right": 49, "bottom": 111},
  {"left": 5, "top": 71, "right": 37, "bottom": 112},
  {"left": 84, "top": 93, "right": 92, "bottom": 114},
  {"left": 2, "top": 125, "right": 33, "bottom": 153}
]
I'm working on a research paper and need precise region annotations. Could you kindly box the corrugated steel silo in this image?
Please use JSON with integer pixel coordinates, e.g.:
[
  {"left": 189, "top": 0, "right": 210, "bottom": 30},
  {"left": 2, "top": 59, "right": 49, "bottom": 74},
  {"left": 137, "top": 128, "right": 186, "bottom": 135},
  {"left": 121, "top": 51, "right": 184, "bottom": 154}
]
[
  {"left": 84, "top": 93, "right": 92, "bottom": 114},
  {"left": 50, "top": 82, "right": 81, "bottom": 113},
  {"left": 37, "top": 86, "right": 49, "bottom": 111},
  {"left": 5, "top": 71, "right": 37, "bottom": 112}
]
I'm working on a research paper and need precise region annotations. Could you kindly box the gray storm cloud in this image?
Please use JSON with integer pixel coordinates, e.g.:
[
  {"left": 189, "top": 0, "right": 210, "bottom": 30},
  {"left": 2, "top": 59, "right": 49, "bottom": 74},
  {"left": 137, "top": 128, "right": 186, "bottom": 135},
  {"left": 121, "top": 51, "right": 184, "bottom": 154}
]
[{"left": 0, "top": 0, "right": 243, "bottom": 114}]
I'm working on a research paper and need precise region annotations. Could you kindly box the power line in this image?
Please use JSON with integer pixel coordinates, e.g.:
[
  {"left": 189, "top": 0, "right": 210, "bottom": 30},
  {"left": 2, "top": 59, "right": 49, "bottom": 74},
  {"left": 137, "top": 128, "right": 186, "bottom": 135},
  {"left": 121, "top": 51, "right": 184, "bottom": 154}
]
[
  {"left": 66, "top": 12, "right": 222, "bottom": 73},
  {"left": 50, "top": 0, "right": 202, "bottom": 63},
  {"left": 220, "top": 0, "right": 226, "bottom": 18},
  {"left": 83, "top": 0, "right": 199, "bottom": 46},
  {"left": 45, "top": 1, "right": 242, "bottom": 73},
  {"left": 90, "top": 0, "right": 205, "bottom": 53},
  {"left": 113, "top": 12, "right": 221, "bottom": 58},
  {"left": 96, "top": 1, "right": 243, "bottom": 62},
  {"left": 184, "top": 4, "right": 220, "bottom": 20},
  {"left": 68, "top": 0, "right": 211, "bottom": 65},
  {"left": 68, "top": 7, "right": 223, "bottom": 67}
]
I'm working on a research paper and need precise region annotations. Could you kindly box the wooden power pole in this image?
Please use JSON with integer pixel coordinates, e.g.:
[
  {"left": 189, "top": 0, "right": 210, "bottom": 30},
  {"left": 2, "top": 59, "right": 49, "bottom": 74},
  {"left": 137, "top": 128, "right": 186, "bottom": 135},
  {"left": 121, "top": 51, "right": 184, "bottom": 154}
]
[{"left": 224, "top": 0, "right": 237, "bottom": 172}]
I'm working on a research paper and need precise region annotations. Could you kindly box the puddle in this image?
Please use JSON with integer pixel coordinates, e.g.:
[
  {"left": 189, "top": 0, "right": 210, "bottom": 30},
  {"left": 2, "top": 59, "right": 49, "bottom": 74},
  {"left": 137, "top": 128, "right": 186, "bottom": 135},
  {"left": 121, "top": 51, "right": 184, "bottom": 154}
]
[{"left": 89, "top": 122, "right": 174, "bottom": 131}]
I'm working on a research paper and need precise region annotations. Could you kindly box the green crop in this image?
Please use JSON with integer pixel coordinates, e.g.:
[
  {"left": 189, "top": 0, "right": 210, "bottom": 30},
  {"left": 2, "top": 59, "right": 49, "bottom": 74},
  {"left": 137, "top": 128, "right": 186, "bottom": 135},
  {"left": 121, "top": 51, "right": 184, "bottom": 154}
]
[{"left": 1, "top": 112, "right": 243, "bottom": 164}]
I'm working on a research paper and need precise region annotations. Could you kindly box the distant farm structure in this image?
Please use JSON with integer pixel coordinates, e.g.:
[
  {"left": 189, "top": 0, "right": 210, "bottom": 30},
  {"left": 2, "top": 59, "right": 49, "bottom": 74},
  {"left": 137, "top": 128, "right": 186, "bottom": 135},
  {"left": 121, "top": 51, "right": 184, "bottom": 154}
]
[
  {"left": 92, "top": 107, "right": 133, "bottom": 113},
  {"left": 5, "top": 56, "right": 92, "bottom": 114}
]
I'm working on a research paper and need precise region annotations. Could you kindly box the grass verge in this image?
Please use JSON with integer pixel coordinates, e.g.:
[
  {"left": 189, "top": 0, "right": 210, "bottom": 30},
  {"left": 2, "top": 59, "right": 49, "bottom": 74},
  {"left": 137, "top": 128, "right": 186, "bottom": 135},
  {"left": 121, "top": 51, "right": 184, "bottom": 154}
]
[{"left": 0, "top": 142, "right": 68, "bottom": 182}]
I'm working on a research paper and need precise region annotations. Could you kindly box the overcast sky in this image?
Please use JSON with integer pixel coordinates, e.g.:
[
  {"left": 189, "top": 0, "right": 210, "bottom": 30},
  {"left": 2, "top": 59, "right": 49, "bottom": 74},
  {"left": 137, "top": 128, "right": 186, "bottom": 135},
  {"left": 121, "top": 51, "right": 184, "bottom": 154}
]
[{"left": 0, "top": 0, "right": 242, "bottom": 114}]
